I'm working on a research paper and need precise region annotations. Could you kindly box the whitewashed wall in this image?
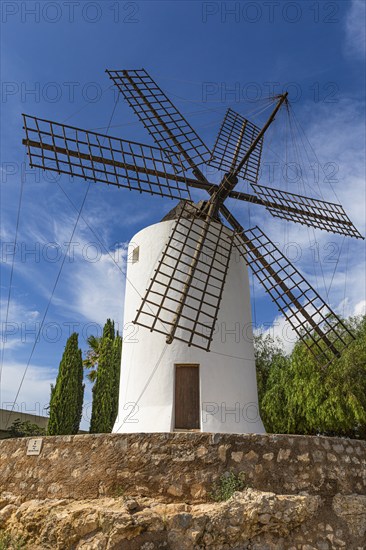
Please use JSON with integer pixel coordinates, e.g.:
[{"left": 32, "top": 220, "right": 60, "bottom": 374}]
[{"left": 113, "top": 219, "right": 265, "bottom": 434}]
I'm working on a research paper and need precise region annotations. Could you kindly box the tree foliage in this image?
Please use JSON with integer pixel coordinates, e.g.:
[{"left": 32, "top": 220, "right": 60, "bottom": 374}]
[
  {"left": 89, "top": 319, "right": 122, "bottom": 434},
  {"left": 47, "top": 333, "right": 84, "bottom": 435},
  {"left": 83, "top": 334, "right": 101, "bottom": 382},
  {"left": 111, "top": 333, "right": 122, "bottom": 428},
  {"left": 257, "top": 315, "right": 366, "bottom": 439},
  {"left": 254, "top": 332, "right": 287, "bottom": 402},
  {"left": 8, "top": 419, "right": 46, "bottom": 438}
]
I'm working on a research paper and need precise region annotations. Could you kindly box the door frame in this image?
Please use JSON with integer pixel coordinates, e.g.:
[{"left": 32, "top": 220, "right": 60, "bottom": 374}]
[{"left": 173, "top": 363, "right": 201, "bottom": 431}]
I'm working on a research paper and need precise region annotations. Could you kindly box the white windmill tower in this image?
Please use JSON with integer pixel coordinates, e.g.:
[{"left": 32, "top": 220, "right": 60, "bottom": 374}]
[
  {"left": 115, "top": 201, "right": 264, "bottom": 434},
  {"left": 22, "top": 69, "right": 361, "bottom": 434}
]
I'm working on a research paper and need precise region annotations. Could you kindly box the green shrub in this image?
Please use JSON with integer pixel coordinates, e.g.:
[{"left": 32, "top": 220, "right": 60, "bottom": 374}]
[
  {"left": 210, "top": 471, "right": 246, "bottom": 502},
  {"left": 8, "top": 419, "right": 45, "bottom": 438}
]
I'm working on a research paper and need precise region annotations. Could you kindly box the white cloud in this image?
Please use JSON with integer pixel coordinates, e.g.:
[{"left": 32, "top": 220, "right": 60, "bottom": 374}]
[
  {"left": 52, "top": 217, "right": 130, "bottom": 331},
  {"left": 1, "top": 202, "right": 129, "bottom": 328},
  {"left": 257, "top": 315, "right": 298, "bottom": 355},
  {"left": 40, "top": 220, "right": 129, "bottom": 328},
  {"left": 353, "top": 300, "right": 366, "bottom": 317},
  {"left": 0, "top": 298, "right": 40, "bottom": 324},
  {"left": 65, "top": 242, "right": 127, "bottom": 328},
  {"left": 259, "top": 294, "right": 366, "bottom": 357},
  {"left": 344, "top": 0, "right": 366, "bottom": 60},
  {"left": 0, "top": 299, "right": 40, "bottom": 351}
]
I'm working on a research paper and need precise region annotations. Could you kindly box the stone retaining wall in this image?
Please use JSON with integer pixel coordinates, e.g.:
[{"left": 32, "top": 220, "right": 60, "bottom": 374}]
[
  {"left": 0, "top": 432, "right": 364, "bottom": 502},
  {"left": 1, "top": 433, "right": 365, "bottom": 549}
]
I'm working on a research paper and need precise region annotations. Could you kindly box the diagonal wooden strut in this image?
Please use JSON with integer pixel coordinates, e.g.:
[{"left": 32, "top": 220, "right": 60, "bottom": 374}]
[
  {"left": 21, "top": 69, "right": 359, "bottom": 361},
  {"left": 134, "top": 202, "right": 233, "bottom": 351},
  {"left": 209, "top": 108, "right": 263, "bottom": 184},
  {"left": 219, "top": 204, "right": 353, "bottom": 362},
  {"left": 229, "top": 115, "right": 248, "bottom": 172},
  {"left": 107, "top": 69, "right": 210, "bottom": 173},
  {"left": 121, "top": 71, "right": 195, "bottom": 168},
  {"left": 23, "top": 137, "right": 362, "bottom": 240},
  {"left": 23, "top": 139, "right": 179, "bottom": 184},
  {"left": 208, "top": 93, "right": 288, "bottom": 208},
  {"left": 110, "top": 71, "right": 230, "bottom": 343},
  {"left": 22, "top": 113, "right": 196, "bottom": 200},
  {"left": 165, "top": 206, "right": 217, "bottom": 345},
  {"left": 186, "top": 182, "right": 359, "bottom": 234}
]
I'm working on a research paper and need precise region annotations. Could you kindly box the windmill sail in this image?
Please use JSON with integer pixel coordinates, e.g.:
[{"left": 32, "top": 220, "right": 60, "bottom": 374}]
[
  {"left": 251, "top": 184, "right": 363, "bottom": 239},
  {"left": 22, "top": 69, "right": 362, "bottom": 368},
  {"left": 233, "top": 225, "right": 354, "bottom": 365},
  {"left": 22, "top": 115, "right": 191, "bottom": 200},
  {"left": 134, "top": 202, "right": 234, "bottom": 351},
  {"left": 107, "top": 69, "right": 211, "bottom": 170},
  {"left": 208, "top": 108, "right": 263, "bottom": 183}
]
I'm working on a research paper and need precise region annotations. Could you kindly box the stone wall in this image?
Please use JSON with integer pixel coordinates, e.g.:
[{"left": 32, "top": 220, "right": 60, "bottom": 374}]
[
  {"left": 0, "top": 433, "right": 365, "bottom": 549},
  {"left": 0, "top": 433, "right": 364, "bottom": 502}
]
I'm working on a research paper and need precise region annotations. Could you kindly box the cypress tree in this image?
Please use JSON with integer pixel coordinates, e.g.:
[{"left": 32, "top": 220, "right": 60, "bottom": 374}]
[
  {"left": 89, "top": 320, "right": 115, "bottom": 433},
  {"left": 111, "top": 331, "right": 122, "bottom": 428},
  {"left": 104, "top": 319, "right": 115, "bottom": 341},
  {"left": 48, "top": 333, "right": 84, "bottom": 435}
]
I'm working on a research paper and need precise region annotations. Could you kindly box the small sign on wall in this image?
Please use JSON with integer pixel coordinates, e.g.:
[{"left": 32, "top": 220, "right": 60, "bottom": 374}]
[{"left": 26, "top": 438, "right": 43, "bottom": 456}]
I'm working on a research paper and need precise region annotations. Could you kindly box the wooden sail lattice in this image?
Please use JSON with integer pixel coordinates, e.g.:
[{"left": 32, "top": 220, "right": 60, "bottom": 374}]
[
  {"left": 251, "top": 184, "right": 363, "bottom": 239},
  {"left": 134, "top": 202, "right": 234, "bottom": 351},
  {"left": 233, "top": 226, "right": 354, "bottom": 365},
  {"left": 209, "top": 108, "right": 263, "bottom": 183},
  {"left": 22, "top": 68, "right": 364, "bottom": 365},
  {"left": 107, "top": 69, "right": 211, "bottom": 169},
  {"left": 23, "top": 115, "right": 190, "bottom": 200}
]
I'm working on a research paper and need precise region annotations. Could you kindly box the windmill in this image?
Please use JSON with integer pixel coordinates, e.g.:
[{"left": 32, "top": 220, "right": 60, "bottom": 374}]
[{"left": 22, "top": 69, "right": 363, "bottom": 434}]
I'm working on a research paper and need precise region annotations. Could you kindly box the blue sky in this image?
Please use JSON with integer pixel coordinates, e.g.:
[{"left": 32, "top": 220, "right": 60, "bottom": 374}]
[{"left": 1, "top": 0, "right": 365, "bottom": 427}]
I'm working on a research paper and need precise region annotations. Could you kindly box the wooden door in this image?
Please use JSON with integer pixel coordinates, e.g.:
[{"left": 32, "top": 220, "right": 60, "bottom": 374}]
[{"left": 174, "top": 365, "right": 200, "bottom": 430}]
